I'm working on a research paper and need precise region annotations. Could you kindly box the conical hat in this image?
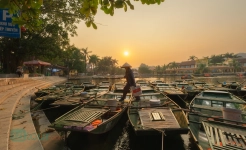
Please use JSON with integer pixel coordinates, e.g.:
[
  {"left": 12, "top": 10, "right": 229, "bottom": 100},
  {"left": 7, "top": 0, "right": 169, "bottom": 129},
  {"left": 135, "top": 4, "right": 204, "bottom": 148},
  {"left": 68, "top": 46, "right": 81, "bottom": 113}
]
[{"left": 121, "top": 62, "right": 132, "bottom": 68}]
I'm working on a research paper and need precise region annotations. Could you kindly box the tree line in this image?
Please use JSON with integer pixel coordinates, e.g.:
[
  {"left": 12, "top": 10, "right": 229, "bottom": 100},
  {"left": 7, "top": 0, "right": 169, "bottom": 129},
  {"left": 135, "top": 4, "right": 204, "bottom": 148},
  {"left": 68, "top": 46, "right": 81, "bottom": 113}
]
[{"left": 138, "top": 53, "right": 244, "bottom": 75}]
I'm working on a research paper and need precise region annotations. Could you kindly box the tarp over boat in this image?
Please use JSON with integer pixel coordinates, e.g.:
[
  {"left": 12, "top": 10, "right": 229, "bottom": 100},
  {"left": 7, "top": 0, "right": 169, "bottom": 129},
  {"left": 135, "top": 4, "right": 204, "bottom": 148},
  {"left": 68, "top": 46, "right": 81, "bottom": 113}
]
[{"left": 23, "top": 60, "right": 51, "bottom": 66}]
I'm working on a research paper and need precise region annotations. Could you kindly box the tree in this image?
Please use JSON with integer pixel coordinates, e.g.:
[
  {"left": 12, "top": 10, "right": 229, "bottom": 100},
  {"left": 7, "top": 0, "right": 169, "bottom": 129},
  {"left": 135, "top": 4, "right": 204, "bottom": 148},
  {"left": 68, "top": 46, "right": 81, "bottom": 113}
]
[
  {"left": 80, "top": 47, "right": 92, "bottom": 74},
  {"left": 168, "top": 61, "right": 179, "bottom": 73},
  {"left": 223, "top": 52, "right": 241, "bottom": 60},
  {"left": 161, "top": 64, "right": 168, "bottom": 74},
  {"left": 0, "top": 22, "right": 70, "bottom": 73},
  {"left": 155, "top": 65, "right": 162, "bottom": 75},
  {"left": 209, "top": 54, "right": 225, "bottom": 65},
  {"left": 229, "top": 59, "right": 242, "bottom": 73},
  {"left": 89, "top": 54, "right": 100, "bottom": 74},
  {"left": 138, "top": 63, "right": 151, "bottom": 74},
  {"left": 196, "top": 64, "right": 209, "bottom": 74},
  {"left": 63, "top": 46, "right": 85, "bottom": 73},
  {"left": 97, "top": 56, "right": 118, "bottom": 75},
  {"left": 188, "top": 55, "right": 197, "bottom": 61},
  {"left": 1, "top": 0, "right": 165, "bottom": 31}
]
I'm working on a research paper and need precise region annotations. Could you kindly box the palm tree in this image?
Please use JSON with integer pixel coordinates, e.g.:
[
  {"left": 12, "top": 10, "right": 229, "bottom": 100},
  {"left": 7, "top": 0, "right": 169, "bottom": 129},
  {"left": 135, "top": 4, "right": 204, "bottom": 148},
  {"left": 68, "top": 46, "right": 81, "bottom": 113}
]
[
  {"left": 223, "top": 52, "right": 235, "bottom": 60},
  {"left": 97, "top": 56, "right": 118, "bottom": 75},
  {"left": 161, "top": 64, "right": 168, "bottom": 74},
  {"left": 196, "top": 64, "right": 208, "bottom": 74},
  {"left": 229, "top": 59, "right": 242, "bottom": 73},
  {"left": 155, "top": 65, "right": 161, "bottom": 75},
  {"left": 89, "top": 54, "right": 100, "bottom": 74},
  {"left": 188, "top": 55, "right": 197, "bottom": 61},
  {"left": 80, "top": 47, "right": 92, "bottom": 74},
  {"left": 168, "top": 61, "right": 179, "bottom": 73},
  {"left": 209, "top": 54, "right": 224, "bottom": 65}
]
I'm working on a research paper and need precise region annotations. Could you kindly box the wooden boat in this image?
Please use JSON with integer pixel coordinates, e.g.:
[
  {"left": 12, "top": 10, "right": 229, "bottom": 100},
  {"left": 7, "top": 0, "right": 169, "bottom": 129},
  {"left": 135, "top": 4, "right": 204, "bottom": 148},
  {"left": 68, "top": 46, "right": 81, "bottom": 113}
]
[
  {"left": 170, "top": 80, "right": 185, "bottom": 87},
  {"left": 202, "top": 120, "right": 246, "bottom": 150},
  {"left": 110, "top": 82, "right": 125, "bottom": 93},
  {"left": 149, "top": 80, "right": 164, "bottom": 87},
  {"left": 136, "top": 80, "right": 149, "bottom": 87},
  {"left": 202, "top": 83, "right": 216, "bottom": 90},
  {"left": 176, "top": 82, "right": 202, "bottom": 101},
  {"left": 34, "top": 86, "right": 62, "bottom": 97},
  {"left": 49, "top": 91, "right": 99, "bottom": 109},
  {"left": 141, "top": 85, "right": 156, "bottom": 93},
  {"left": 184, "top": 79, "right": 194, "bottom": 84},
  {"left": 154, "top": 83, "right": 188, "bottom": 108},
  {"left": 127, "top": 92, "right": 189, "bottom": 136},
  {"left": 188, "top": 90, "right": 246, "bottom": 150},
  {"left": 181, "top": 74, "right": 193, "bottom": 79},
  {"left": 34, "top": 88, "right": 83, "bottom": 106},
  {"left": 82, "top": 82, "right": 96, "bottom": 90},
  {"left": 221, "top": 81, "right": 241, "bottom": 89},
  {"left": 49, "top": 98, "right": 128, "bottom": 134},
  {"left": 98, "top": 81, "right": 111, "bottom": 86},
  {"left": 192, "top": 81, "right": 206, "bottom": 87},
  {"left": 136, "top": 79, "right": 147, "bottom": 84},
  {"left": 87, "top": 85, "right": 110, "bottom": 94}
]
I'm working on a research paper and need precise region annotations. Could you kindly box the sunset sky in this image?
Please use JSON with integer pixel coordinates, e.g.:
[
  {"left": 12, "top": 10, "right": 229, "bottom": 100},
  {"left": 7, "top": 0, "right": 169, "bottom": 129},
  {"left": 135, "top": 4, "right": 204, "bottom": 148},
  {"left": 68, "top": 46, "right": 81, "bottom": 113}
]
[{"left": 70, "top": 0, "right": 246, "bottom": 68}]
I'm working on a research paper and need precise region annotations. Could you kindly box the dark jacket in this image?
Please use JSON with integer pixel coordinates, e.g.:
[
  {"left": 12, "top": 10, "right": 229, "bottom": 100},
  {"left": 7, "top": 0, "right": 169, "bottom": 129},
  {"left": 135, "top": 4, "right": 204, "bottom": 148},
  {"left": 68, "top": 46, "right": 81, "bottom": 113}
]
[{"left": 125, "top": 68, "right": 136, "bottom": 87}]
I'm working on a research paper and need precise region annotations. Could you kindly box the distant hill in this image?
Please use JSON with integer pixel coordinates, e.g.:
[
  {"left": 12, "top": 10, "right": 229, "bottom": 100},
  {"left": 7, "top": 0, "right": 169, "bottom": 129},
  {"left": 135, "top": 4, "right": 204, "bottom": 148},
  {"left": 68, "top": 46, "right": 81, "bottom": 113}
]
[{"left": 236, "top": 53, "right": 246, "bottom": 58}]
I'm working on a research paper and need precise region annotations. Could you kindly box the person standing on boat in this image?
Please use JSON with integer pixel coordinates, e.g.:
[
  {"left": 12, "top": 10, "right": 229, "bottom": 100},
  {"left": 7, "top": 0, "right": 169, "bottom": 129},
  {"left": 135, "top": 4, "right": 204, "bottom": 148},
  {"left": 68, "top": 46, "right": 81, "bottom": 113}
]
[{"left": 119, "top": 63, "right": 140, "bottom": 102}]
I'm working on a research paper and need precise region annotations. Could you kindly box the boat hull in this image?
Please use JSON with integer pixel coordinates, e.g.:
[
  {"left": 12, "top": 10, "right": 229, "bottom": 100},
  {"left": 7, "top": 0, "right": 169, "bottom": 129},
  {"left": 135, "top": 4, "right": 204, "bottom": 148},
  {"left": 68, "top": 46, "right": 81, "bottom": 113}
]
[
  {"left": 50, "top": 102, "right": 128, "bottom": 135},
  {"left": 165, "top": 94, "right": 188, "bottom": 108},
  {"left": 128, "top": 98, "right": 189, "bottom": 136}
]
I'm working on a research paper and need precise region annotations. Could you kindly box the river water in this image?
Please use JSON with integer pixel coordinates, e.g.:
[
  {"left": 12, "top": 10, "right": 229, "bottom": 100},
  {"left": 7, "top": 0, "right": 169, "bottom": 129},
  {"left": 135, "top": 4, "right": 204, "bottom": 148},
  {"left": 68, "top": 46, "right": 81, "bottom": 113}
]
[{"left": 48, "top": 75, "right": 246, "bottom": 150}]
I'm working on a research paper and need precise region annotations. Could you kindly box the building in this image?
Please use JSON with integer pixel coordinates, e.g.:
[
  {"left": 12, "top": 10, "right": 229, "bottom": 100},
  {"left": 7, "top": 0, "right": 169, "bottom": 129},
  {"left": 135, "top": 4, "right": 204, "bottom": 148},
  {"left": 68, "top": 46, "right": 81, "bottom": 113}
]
[{"left": 164, "top": 57, "right": 246, "bottom": 74}]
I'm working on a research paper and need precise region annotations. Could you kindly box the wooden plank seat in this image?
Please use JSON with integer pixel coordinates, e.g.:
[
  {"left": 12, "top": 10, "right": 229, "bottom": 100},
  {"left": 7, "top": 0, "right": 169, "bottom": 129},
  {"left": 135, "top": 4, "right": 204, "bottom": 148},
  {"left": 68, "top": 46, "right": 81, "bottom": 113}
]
[
  {"left": 138, "top": 107, "right": 180, "bottom": 130},
  {"left": 57, "top": 108, "right": 109, "bottom": 128},
  {"left": 203, "top": 121, "right": 246, "bottom": 150}
]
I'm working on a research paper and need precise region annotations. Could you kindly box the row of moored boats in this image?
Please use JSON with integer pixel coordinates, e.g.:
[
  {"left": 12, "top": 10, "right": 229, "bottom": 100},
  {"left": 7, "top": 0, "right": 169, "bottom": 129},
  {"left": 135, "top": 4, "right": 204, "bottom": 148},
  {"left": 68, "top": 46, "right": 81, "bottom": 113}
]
[{"left": 32, "top": 79, "right": 246, "bottom": 150}]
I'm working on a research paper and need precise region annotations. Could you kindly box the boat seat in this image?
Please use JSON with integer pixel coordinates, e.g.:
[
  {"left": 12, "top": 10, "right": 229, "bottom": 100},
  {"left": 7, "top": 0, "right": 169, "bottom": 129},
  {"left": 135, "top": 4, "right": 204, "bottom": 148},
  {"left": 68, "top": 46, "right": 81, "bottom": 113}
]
[
  {"left": 203, "top": 121, "right": 246, "bottom": 150},
  {"left": 64, "top": 109, "right": 108, "bottom": 123}
]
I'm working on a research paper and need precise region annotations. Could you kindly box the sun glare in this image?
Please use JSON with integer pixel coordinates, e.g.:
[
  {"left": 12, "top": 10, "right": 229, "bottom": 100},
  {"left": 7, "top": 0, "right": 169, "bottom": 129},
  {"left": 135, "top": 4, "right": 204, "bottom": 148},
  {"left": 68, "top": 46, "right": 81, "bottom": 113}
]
[{"left": 124, "top": 51, "right": 129, "bottom": 56}]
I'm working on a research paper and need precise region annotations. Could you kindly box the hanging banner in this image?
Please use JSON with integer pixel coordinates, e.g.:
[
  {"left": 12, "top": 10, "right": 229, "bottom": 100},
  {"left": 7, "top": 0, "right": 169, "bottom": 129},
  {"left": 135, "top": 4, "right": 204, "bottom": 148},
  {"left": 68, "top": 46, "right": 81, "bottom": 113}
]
[{"left": 0, "top": 9, "right": 20, "bottom": 38}]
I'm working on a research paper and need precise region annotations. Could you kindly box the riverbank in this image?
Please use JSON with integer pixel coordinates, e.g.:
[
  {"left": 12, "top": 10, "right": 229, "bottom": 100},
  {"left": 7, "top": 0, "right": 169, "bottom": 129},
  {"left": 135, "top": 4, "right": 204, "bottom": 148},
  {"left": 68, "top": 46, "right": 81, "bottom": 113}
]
[{"left": 0, "top": 76, "right": 67, "bottom": 150}]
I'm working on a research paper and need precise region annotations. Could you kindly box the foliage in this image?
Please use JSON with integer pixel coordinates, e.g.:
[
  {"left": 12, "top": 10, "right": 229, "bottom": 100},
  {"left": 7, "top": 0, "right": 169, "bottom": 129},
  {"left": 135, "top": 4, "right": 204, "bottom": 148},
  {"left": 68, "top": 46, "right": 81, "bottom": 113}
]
[
  {"left": 223, "top": 52, "right": 240, "bottom": 60},
  {"left": 96, "top": 56, "right": 118, "bottom": 74},
  {"left": 155, "top": 65, "right": 162, "bottom": 74},
  {"left": 168, "top": 61, "right": 178, "bottom": 69},
  {"left": 229, "top": 59, "right": 242, "bottom": 73},
  {"left": 0, "top": 22, "right": 70, "bottom": 73},
  {"left": 0, "top": 0, "right": 165, "bottom": 31},
  {"left": 63, "top": 45, "right": 85, "bottom": 73},
  {"left": 138, "top": 63, "right": 152, "bottom": 74},
  {"left": 188, "top": 55, "right": 197, "bottom": 61},
  {"left": 89, "top": 54, "right": 100, "bottom": 74},
  {"left": 209, "top": 54, "right": 225, "bottom": 65},
  {"left": 195, "top": 63, "right": 209, "bottom": 74},
  {"left": 80, "top": 47, "right": 92, "bottom": 73}
]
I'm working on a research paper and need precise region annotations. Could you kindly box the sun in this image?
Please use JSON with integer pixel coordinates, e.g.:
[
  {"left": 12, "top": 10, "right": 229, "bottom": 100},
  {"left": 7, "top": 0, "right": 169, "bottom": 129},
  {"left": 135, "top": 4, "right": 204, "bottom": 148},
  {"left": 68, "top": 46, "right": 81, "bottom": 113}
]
[{"left": 124, "top": 51, "right": 129, "bottom": 56}]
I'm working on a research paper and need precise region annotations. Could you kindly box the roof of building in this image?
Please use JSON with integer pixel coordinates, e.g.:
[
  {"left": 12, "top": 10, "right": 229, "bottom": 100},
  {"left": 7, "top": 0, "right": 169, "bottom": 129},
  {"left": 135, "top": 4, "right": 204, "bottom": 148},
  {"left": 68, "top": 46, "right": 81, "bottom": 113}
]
[
  {"left": 236, "top": 57, "right": 246, "bottom": 63},
  {"left": 179, "top": 60, "right": 196, "bottom": 66}
]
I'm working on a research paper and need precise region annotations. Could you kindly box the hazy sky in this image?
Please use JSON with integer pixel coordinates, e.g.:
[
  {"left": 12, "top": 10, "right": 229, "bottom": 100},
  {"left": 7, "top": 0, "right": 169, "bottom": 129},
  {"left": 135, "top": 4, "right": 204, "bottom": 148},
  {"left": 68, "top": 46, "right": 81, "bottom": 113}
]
[{"left": 70, "top": 0, "right": 246, "bottom": 68}]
